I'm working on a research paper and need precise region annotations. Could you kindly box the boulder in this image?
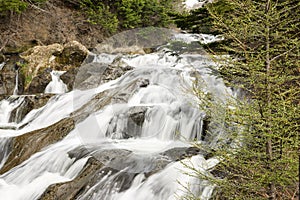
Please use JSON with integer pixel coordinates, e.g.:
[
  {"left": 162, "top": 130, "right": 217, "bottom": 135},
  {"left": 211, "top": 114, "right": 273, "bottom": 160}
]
[
  {"left": 20, "top": 41, "right": 89, "bottom": 94},
  {"left": 0, "top": 55, "right": 25, "bottom": 95},
  {"left": 73, "top": 57, "right": 133, "bottom": 90},
  {"left": 56, "top": 41, "right": 89, "bottom": 68}
]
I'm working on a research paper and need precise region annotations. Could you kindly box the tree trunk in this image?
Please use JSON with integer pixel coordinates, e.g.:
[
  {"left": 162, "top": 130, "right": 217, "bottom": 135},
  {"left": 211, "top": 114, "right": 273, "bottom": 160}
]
[{"left": 265, "top": 1, "right": 276, "bottom": 199}]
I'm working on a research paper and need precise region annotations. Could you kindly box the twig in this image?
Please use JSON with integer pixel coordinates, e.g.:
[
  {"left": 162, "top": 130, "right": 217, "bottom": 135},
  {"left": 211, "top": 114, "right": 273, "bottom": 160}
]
[
  {"left": 28, "top": 3, "right": 51, "bottom": 14},
  {"left": 0, "top": 33, "right": 15, "bottom": 53},
  {"left": 270, "top": 46, "right": 296, "bottom": 62}
]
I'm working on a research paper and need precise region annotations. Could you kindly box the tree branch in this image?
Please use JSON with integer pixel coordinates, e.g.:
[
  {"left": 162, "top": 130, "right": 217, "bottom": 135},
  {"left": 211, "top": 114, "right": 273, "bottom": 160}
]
[{"left": 270, "top": 46, "right": 296, "bottom": 62}]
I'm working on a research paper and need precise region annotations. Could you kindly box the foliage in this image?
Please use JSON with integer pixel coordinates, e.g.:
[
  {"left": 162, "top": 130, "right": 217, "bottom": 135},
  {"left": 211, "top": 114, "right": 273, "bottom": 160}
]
[
  {"left": 0, "top": 0, "right": 46, "bottom": 14},
  {"left": 79, "top": 0, "right": 119, "bottom": 34},
  {"left": 191, "top": 0, "right": 299, "bottom": 199},
  {"left": 116, "top": 0, "right": 172, "bottom": 29},
  {"left": 173, "top": 1, "right": 232, "bottom": 34},
  {"left": 78, "top": 0, "right": 175, "bottom": 34}
]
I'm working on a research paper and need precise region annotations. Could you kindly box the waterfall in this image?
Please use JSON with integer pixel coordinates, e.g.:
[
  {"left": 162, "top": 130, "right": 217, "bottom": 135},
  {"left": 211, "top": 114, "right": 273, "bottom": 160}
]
[
  {"left": 13, "top": 69, "right": 19, "bottom": 96},
  {"left": 45, "top": 70, "right": 68, "bottom": 94},
  {"left": 0, "top": 30, "right": 234, "bottom": 200},
  {"left": 0, "top": 97, "right": 25, "bottom": 125},
  {"left": 0, "top": 138, "right": 11, "bottom": 170},
  {"left": 0, "top": 62, "right": 5, "bottom": 70}
]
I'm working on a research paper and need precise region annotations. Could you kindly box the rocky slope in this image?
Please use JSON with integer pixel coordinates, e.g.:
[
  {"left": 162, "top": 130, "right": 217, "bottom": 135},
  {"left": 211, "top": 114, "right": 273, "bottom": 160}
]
[{"left": 0, "top": 0, "right": 106, "bottom": 54}]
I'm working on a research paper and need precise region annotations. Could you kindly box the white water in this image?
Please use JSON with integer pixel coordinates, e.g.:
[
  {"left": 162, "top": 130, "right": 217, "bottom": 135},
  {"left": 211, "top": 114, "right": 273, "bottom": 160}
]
[
  {"left": 45, "top": 70, "right": 68, "bottom": 94},
  {"left": 0, "top": 32, "right": 233, "bottom": 200},
  {"left": 111, "top": 155, "right": 218, "bottom": 200},
  {"left": 0, "top": 97, "right": 24, "bottom": 124},
  {"left": 184, "top": 0, "right": 214, "bottom": 10},
  {"left": 0, "top": 62, "right": 5, "bottom": 70},
  {"left": 173, "top": 33, "right": 224, "bottom": 44},
  {"left": 13, "top": 70, "right": 19, "bottom": 95}
]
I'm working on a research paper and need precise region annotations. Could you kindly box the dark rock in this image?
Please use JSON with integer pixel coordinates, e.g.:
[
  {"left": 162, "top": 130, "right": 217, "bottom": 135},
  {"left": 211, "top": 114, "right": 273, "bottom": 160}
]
[
  {"left": 39, "top": 157, "right": 104, "bottom": 200},
  {"left": 161, "top": 146, "right": 205, "bottom": 162},
  {"left": 124, "top": 106, "right": 148, "bottom": 138},
  {"left": 60, "top": 67, "right": 79, "bottom": 91},
  {"left": 210, "top": 168, "right": 228, "bottom": 179},
  {"left": 73, "top": 62, "right": 107, "bottom": 90},
  {"left": 128, "top": 106, "right": 147, "bottom": 127},
  {"left": 55, "top": 41, "right": 89, "bottom": 69},
  {"left": 0, "top": 54, "right": 5, "bottom": 63},
  {"left": 137, "top": 78, "right": 149, "bottom": 87},
  {"left": 25, "top": 70, "right": 52, "bottom": 94},
  {"left": 0, "top": 54, "right": 25, "bottom": 95},
  {"left": 73, "top": 59, "right": 133, "bottom": 90},
  {"left": 101, "top": 58, "right": 133, "bottom": 84}
]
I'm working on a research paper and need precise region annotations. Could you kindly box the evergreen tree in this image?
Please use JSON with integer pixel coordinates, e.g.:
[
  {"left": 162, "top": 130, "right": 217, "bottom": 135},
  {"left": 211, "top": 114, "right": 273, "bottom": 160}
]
[{"left": 192, "top": 0, "right": 299, "bottom": 199}]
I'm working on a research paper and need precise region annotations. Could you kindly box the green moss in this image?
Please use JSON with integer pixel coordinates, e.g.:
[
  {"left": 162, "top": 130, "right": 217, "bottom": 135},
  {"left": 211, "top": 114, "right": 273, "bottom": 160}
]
[{"left": 17, "top": 61, "right": 32, "bottom": 88}]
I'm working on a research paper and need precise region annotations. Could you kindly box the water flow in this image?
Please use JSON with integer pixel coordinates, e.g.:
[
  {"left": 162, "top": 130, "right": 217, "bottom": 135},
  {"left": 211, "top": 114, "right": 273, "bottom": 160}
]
[
  {"left": 0, "top": 32, "right": 234, "bottom": 200},
  {"left": 0, "top": 97, "right": 24, "bottom": 125},
  {"left": 45, "top": 70, "right": 68, "bottom": 94},
  {"left": 0, "top": 134, "right": 88, "bottom": 200},
  {"left": 13, "top": 70, "right": 19, "bottom": 95},
  {"left": 0, "top": 138, "right": 11, "bottom": 170},
  {"left": 0, "top": 62, "right": 5, "bottom": 70}
]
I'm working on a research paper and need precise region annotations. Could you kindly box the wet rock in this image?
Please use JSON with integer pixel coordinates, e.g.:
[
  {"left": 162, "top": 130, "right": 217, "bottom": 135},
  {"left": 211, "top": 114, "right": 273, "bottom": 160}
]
[
  {"left": 128, "top": 107, "right": 147, "bottom": 127},
  {"left": 137, "top": 78, "right": 150, "bottom": 87},
  {"left": 123, "top": 106, "right": 148, "bottom": 138},
  {"left": 60, "top": 67, "right": 79, "bottom": 91},
  {"left": 40, "top": 148, "right": 174, "bottom": 199},
  {"left": 0, "top": 66, "right": 15, "bottom": 95},
  {"left": 73, "top": 62, "right": 107, "bottom": 90},
  {"left": 0, "top": 55, "right": 25, "bottom": 95},
  {"left": 9, "top": 94, "right": 53, "bottom": 123},
  {"left": 0, "top": 118, "right": 75, "bottom": 174},
  {"left": 161, "top": 146, "right": 206, "bottom": 162},
  {"left": 26, "top": 69, "right": 52, "bottom": 94},
  {"left": 40, "top": 148, "right": 134, "bottom": 200},
  {"left": 39, "top": 157, "right": 104, "bottom": 200},
  {"left": 111, "top": 78, "right": 149, "bottom": 104},
  {"left": 69, "top": 146, "right": 132, "bottom": 165},
  {"left": 73, "top": 57, "right": 133, "bottom": 90},
  {"left": 101, "top": 61, "right": 133, "bottom": 84}
]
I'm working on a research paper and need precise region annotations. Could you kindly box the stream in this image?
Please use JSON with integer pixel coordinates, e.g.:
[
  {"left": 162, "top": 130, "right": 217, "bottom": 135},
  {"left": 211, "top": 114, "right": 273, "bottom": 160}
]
[{"left": 0, "top": 29, "right": 233, "bottom": 200}]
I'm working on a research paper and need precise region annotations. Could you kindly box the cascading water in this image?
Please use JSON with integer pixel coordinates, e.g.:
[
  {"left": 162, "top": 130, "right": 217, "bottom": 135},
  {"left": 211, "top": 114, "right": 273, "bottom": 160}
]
[
  {"left": 0, "top": 97, "right": 25, "bottom": 125},
  {"left": 13, "top": 69, "right": 19, "bottom": 96},
  {"left": 45, "top": 70, "right": 68, "bottom": 94},
  {"left": 0, "top": 62, "right": 5, "bottom": 70},
  {"left": 0, "top": 29, "right": 233, "bottom": 200}
]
